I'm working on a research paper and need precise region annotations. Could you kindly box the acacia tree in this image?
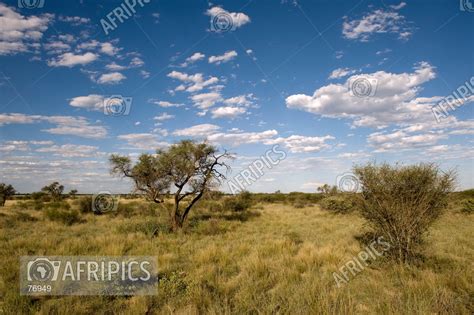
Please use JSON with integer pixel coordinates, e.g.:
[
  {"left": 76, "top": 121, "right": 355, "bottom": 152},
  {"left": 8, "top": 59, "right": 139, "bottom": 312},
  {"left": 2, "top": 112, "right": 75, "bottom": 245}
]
[
  {"left": 110, "top": 140, "right": 231, "bottom": 230},
  {"left": 0, "top": 183, "right": 16, "bottom": 207},
  {"left": 41, "top": 182, "right": 64, "bottom": 201}
]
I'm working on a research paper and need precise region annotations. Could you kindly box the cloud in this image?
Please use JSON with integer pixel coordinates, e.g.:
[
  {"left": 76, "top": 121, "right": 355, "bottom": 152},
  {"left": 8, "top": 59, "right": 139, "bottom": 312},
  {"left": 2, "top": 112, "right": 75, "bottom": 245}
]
[
  {"left": 328, "top": 67, "right": 357, "bottom": 79},
  {"left": 265, "top": 135, "right": 335, "bottom": 153},
  {"left": 0, "top": 140, "right": 53, "bottom": 152},
  {"left": 140, "top": 70, "right": 150, "bottom": 79},
  {"left": 0, "top": 113, "right": 107, "bottom": 138},
  {"left": 342, "top": 8, "right": 412, "bottom": 41},
  {"left": 44, "top": 40, "right": 71, "bottom": 54},
  {"left": 100, "top": 42, "right": 120, "bottom": 56},
  {"left": 211, "top": 106, "right": 246, "bottom": 119},
  {"left": 130, "top": 57, "right": 144, "bottom": 67},
  {"left": 69, "top": 94, "right": 104, "bottom": 111},
  {"left": 173, "top": 124, "right": 221, "bottom": 136},
  {"left": 48, "top": 52, "right": 98, "bottom": 67},
  {"left": 117, "top": 133, "right": 169, "bottom": 150},
  {"left": 154, "top": 113, "right": 175, "bottom": 121},
  {"left": 390, "top": 2, "right": 407, "bottom": 10},
  {"left": 105, "top": 62, "right": 127, "bottom": 71},
  {"left": 208, "top": 130, "right": 278, "bottom": 146},
  {"left": 167, "top": 71, "right": 219, "bottom": 92},
  {"left": 58, "top": 15, "right": 90, "bottom": 26},
  {"left": 190, "top": 92, "right": 223, "bottom": 109},
  {"left": 148, "top": 99, "right": 184, "bottom": 107},
  {"left": 224, "top": 94, "right": 254, "bottom": 107},
  {"left": 0, "top": 3, "right": 53, "bottom": 55},
  {"left": 208, "top": 50, "right": 238, "bottom": 64},
  {"left": 206, "top": 6, "right": 250, "bottom": 30},
  {"left": 301, "top": 182, "right": 325, "bottom": 190},
  {"left": 367, "top": 119, "right": 474, "bottom": 152},
  {"left": 286, "top": 62, "right": 437, "bottom": 128},
  {"left": 36, "top": 144, "right": 99, "bottom": 158},
  {"left": 97, "top": 72, "right": 126, "bottom": 84},
  {"left": 181, "top": 52, "right": 205, "bottom": 67}
]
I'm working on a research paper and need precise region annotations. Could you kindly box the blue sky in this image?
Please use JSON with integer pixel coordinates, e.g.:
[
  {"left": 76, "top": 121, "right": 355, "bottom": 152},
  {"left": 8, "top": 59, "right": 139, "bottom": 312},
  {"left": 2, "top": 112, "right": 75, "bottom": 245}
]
[{"left": 0, "top": 0, "right": 473, "bottom": 193}]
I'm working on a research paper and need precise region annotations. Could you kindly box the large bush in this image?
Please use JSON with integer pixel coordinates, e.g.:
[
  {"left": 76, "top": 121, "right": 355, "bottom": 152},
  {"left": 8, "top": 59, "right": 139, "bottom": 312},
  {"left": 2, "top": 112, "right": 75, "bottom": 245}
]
[{"left": 353, "top": 163, "right": 455, "bottom": 263}]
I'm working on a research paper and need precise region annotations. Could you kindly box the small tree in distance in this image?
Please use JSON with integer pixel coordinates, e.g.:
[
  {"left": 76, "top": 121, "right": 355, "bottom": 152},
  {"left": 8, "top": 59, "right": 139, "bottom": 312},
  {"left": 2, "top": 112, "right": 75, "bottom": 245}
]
[
  {"left": 317, "top": 184, "right": 338, "bottom": 195},
  {"left": 353, "top": 162, "right": 455, "bottom": 263},
  {"left": 69, "top": 189, "right": 78, "bottom": 199},
  {"left": 0, "top": 183, "right": 16, "bottom": 207},
  {"left": 110, "top": 140, "right": 231, "bottom": 230},
  {"left": 41, "top": 182, "right": 64, "bottom": 201}
]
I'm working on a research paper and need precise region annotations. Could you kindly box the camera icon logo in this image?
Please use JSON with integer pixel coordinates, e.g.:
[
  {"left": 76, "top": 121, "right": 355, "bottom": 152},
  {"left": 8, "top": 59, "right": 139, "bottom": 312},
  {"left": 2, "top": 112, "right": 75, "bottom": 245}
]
[
  {"left": 103, "top": 95, "right": 132, "bottom": 116},
  {"left": 92, "top": 191, "right": 118, "bottom": 214},
  {"left": 27, "top": 258, "right": 60, "bottom": 282},
  {"left": 210, "top": 12, "right": 235, "bottom": 33},
  {"left": 349, "top": 77, "right": 378, "bottom": 97},
  {"left": 460, "top": 0, "right": 474, "bottom": 12},
  {"left": 18, "top": 0, "right": 45, "bottom": 9},
  {"left": 336, "top": 172, "right": 360, "bottom": 193}
]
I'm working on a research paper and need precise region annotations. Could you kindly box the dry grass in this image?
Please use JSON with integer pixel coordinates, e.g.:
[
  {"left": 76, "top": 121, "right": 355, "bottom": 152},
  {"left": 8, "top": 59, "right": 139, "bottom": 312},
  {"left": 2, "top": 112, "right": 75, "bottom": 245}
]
[{"left": 0, "top": 198, "right": 472, "bottom": 314}]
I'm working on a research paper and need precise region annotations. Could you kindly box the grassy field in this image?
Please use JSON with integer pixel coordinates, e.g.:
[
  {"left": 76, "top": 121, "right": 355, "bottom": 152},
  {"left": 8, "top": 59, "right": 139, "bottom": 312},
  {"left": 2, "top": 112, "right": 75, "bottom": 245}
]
[{"left": 0, "top": 196, "right": 473, "bottom": 314}]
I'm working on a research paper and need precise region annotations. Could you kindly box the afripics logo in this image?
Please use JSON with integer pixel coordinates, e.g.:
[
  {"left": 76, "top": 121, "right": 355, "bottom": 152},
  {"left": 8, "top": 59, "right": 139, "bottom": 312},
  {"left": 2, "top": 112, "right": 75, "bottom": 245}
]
[
  {"left": 27, "top": 258, "right": 61, "bottom": 282},
  {"left": 21, "top": 256, "right": 157, "bottom": 295},
  {"left": 104, "top": 95, "right": 132, "bottom": 116},
  {"left": 18, "top": 0, "right": 45, "bottom": 9},
  {"left": 460, "top": 0, "right": 474, "bottom": 12}
]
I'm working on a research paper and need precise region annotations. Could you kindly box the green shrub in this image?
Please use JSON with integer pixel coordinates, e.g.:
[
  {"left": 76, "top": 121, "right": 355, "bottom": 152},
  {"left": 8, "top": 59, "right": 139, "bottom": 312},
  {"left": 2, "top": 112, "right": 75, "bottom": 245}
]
[
  {"left": 293, "top": 201, "right": 306, "bottom": 208},
  {"left": 78, "top": 196, "right": 93, "bottom": 213},
  {"left": 33, "top": 200, "right": 44, "bottom": 210},
  {"left": 116, "top": 202, "right": 135, "bottom": 217},
  {"left": 12, "top": 212, "right": 37, "bottom": 222},
  {"left": 353, "top": 162, "right": 455, "bottom": 263},
  {"left": 319, "top": 195, "right": 355, "bottom": 214},
  {"left": 44, "top": 209, "right": 81, "bottom": 225},
  {"left": 223, "top": 192, "right": 253, "bottom": 212},
  {"left": 255, "top": 193, "right": 287, "bottom": 203},
  {"left": 461, "top": 199, "right": 474, "bottom": 214}
]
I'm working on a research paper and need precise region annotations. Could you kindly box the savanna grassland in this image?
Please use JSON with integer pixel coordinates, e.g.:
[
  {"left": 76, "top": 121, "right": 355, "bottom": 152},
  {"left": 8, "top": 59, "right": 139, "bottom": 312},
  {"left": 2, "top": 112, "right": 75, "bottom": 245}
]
[{"left": 0, "top": 192, "right": 473, "bottom": 315}]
